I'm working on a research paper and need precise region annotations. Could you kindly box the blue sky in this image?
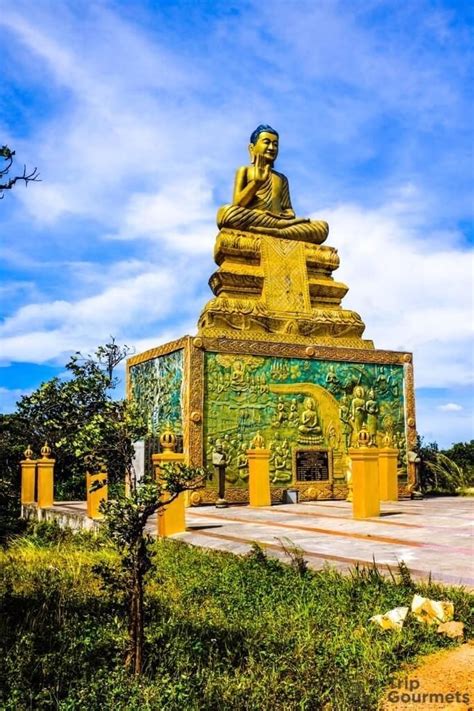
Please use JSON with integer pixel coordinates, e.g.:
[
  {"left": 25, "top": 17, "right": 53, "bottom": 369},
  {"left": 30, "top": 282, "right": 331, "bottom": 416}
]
[{"left": 0, "top": 0, "right": 472, "bottom": 448}]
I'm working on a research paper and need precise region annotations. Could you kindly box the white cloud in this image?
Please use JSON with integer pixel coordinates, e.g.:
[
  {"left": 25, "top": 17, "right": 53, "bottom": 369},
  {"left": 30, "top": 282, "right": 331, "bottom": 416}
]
[
  {"left": 110, "top": 178, "right": 217, "bottom": 253},
  {"left": 437, "top": 403, "right": 463, "bottom": 412},
  {"left": 0, "top": 386, "right": 32, "bottom": 413},
  {"left": 0, "top": 268, "right": 185, "bottom": 364},
  {"left": 0, "top": 6, "right": 214, "bottom": 227},
  {"left": 318, "top": 196, "right": 473, "bottom": 389},
  {"left": 417, "top": 396, "right": 473, "bottom": 447}
]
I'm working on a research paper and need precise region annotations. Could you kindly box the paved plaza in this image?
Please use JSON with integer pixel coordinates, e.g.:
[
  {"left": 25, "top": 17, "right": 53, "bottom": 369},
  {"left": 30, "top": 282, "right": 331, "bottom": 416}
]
[
  {"left": 49, "top": 496, "right": 474, "bottom": 588},
  {"left": 175, "top": 497, "right": 474, "bottom": 588}
]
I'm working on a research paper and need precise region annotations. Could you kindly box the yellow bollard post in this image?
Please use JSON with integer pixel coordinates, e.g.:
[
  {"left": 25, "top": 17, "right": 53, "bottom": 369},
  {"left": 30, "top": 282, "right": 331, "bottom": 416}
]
[
  {"left": 247, "top": 432, "right": 271, "bottom": 507},
  {"left": 20, "top": 445, "right": 37, "bottom": 505},
  {"left": 37, "top": 442, "right": 55, "bottom": 509},
  {"left": 379, "top": 436, "right": 399, "bottom": 501},
  {"left": 349, "top": 429, "right": 380, "bottom": 519},
  {"left": 152, "top": 428, "right": 186, "bottom": 537},
  {"left": 86, "top": 470, "right": 108, "bottom": 519}
]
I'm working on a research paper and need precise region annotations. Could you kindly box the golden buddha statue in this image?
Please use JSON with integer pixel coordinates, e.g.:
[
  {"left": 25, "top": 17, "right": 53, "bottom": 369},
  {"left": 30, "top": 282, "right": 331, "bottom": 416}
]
[
  {"left": 197, "top": 124, "right": 373, "bottom": 349},
  {"left": 217, "top": 125, "right": 329, "bottom": 244},
  {"left": 298, "top": 397, "right": 322, "bottom": 436}
]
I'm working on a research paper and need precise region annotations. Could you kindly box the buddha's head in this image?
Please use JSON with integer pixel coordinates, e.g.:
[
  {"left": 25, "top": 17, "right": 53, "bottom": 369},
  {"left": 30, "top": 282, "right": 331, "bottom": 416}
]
[
  {"left": 304, "top": 397, "right": 316, "bottom": 411},
  {"left": 249, "top": 124, "right": 279, "bottom": 165}
]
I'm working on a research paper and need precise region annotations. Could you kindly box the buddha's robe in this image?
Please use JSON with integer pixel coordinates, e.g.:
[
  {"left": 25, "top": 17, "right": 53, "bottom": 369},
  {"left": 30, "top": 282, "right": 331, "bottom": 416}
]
[{"left": 217, "top": 169, "right": 329, "bottom": 244}]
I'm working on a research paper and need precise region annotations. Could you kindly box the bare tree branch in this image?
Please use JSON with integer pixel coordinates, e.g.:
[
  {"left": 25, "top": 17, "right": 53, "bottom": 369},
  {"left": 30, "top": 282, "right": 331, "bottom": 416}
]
[{"left": 0, "top": 145, "right": 41, "bottom": 199}]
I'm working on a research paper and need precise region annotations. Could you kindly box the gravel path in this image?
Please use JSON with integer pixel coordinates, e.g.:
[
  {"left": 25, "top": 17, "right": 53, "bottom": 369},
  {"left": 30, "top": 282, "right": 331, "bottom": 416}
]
[{"left": 380, "top": 643, "right": 474, "bottom": 710}]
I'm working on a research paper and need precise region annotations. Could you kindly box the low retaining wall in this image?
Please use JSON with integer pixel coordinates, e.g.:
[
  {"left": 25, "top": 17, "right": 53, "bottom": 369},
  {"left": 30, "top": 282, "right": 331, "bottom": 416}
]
[{"left": 21, "top": 503, "right": 101, "bottom": 532}]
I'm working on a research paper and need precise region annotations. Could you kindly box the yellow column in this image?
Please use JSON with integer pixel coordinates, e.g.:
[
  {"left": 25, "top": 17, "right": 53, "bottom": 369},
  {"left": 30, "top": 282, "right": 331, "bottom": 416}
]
[
  {"left": 378, "top": 447, "right": 399, "bottom": 501},
  {"left": 152, "top": 447, "right": 186, "bottom": 538},
  {"left": 349, "top": 429, "right": 380, "bottom": 519},
  {"left": 21, "top": 445, "right": 36, "bottom": 505},
  {"left": 37, "top": 443, "right": 55, "bottom": 509},
  {"left": 247, "top": 432, "right": 271, "bottom": 507},
  {"left": 86, "top": 471, "right": 108, "bottom": 519}
]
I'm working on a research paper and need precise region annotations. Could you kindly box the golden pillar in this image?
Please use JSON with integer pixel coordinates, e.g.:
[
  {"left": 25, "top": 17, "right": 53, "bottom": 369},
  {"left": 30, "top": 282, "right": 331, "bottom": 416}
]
[
  {"left": 37, "top": 442, "right": 55, "bottom": 509},
  {"left": 349, "top": 429, "right": 380, "bottom": 519},
  {"left": 86, "top": 469, "right": 108, "bottom": 519},
  {"left": 247, "top": 432, "right": 271, "bottom": 507},
  {"left": 378, "top": 436, "right": 399, "bottom": 501},
  {"left": 20, "top": 445, "right": 36, "bottom": 505},
  {"left": 152, "top": 428, "right": 186, "bottom": 537}
]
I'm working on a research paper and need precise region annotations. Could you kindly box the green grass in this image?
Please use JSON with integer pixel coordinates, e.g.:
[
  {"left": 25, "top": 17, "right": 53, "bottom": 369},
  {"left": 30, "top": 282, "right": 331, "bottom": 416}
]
[{"left": 0, "top": 523, "right": 472, "bottom": 710}]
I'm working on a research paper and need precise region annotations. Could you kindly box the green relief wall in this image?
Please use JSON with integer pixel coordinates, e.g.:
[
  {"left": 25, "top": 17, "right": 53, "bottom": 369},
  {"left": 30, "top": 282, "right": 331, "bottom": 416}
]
[
  {"left": 204, "top": 353, "right": 406, "bottom": 487},
  {"left": 129, "top": 349, "right": 184, "bottom": 440}
]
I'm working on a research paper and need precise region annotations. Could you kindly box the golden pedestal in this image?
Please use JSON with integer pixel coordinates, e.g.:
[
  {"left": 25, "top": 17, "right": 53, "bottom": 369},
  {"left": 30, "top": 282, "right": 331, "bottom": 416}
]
[
  {"left": 21, "top": 458, "right": 36, "bottom": 505},
  {"left": 248, "top": 449, "right": 271, "bottom": 507},
  {"left": 37, "top": 457, "right": 55, "bottom": 509},
  {"left": 198, "top": 229, "right": 373, "bottom": 349},
  {"left": 86, "top": 472, "right": 108, "bottom": 519},
  {"left": 349, "top": 447, "right": 380, "bottom": 519},
  {"left": 152, "top": 452, "right": 187, "bottom": 537},
  {"left": 378, "top": 447, "right": 399, "bottom": 501}
]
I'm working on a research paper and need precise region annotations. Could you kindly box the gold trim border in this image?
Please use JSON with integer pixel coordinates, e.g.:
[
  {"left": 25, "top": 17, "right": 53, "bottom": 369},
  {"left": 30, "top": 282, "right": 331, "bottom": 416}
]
[
  {"left": 200, "top": 335, "right": 411, "bottom": 365},
  {"left": 404, "top": 358, "right": 417, "bottom": 491},
  {"left": 127, "top": 336, "right": 190, "bottom": 367},
  {"left": 188, "top": 340, "right": 204, "bottom": 467}
]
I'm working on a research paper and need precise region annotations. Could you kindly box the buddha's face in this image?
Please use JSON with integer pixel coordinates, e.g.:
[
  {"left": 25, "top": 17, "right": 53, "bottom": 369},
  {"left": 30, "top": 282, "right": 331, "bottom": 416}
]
[{"left": 249, "top": 132, "right": 279, "bottom": 163}]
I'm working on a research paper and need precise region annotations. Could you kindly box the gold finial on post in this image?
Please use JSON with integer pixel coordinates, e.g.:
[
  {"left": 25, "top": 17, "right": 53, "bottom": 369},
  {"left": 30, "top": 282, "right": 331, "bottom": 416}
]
[
  {"left": 357, "top": 426, "right": 370, "bottom": 448},
  {"left": 23, "top": 444, "right": 34, "bottom": 460},
  {"left": 382, "top": 432, "right": 392, "bottom": 448},
  {"left": 40, "top": 441, "right": 52, "bottom": 458},
  {"left": 250, "top": 431, "right": 265, "bottom": 449},
  {"left": 160, "top": 424, "right": 177, "bottom": 453}
]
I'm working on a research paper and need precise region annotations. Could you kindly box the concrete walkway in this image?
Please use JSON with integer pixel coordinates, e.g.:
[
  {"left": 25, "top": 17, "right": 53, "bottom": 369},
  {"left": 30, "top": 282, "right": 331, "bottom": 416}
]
[
  {"left": 40, "top": 497, "right": 474, "bottom": 588},
  {"left": 173, "top": 498, "right": 474, "bottom": 588}
]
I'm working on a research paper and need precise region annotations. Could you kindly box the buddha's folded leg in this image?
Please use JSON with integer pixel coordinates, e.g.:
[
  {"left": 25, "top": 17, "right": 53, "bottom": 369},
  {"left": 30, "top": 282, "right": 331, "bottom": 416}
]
[
  {"left": 217, "top": 205, "right": 286, "bottom": 231},
  {"left": 277, "top": 220, "right": 329, "bottom": 243},
  {"left": 217, "top": 205, "right": 328, "bottom": 244}
]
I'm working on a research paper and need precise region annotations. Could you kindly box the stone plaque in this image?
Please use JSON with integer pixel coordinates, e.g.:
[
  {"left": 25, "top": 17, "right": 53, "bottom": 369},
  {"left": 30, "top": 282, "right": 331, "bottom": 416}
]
[{"left": 295, "top": 449, "right": 330, "bottom": 482}]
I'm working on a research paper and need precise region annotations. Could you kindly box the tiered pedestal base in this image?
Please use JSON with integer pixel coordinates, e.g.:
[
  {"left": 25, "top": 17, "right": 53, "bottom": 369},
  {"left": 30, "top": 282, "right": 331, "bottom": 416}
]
[{"left": 198, "top": 229, "right": 373, "bottom": 350}]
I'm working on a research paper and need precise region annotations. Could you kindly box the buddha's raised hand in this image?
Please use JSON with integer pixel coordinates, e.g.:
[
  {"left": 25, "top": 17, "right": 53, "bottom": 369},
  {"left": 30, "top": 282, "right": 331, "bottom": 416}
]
[{"left": 253, "top": 153, "right": 270, "bottom": 184}]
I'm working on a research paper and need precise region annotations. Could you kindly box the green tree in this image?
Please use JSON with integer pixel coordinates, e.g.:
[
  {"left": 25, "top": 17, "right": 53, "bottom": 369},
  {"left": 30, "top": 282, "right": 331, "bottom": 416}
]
[
  {"left": 442, "top": 440, "right": 474, "bottom": 485},
  {"left": 101, "top": 464, "right": 205, "bottom": 675},
  {"left": 424, "top": 452, "right": 468, "bottom": 492},
  {"left": 415, "top": 436, "right": 437, "bottom": 491},
  {"left": 0, "top": 340, "right": 134, "bottom": 505},
  {"left": 416, "top": 436, "right": 473, "bottom": 493},
  {"left": 0, "top": 414, "right": 28, "bottom": 537}
]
